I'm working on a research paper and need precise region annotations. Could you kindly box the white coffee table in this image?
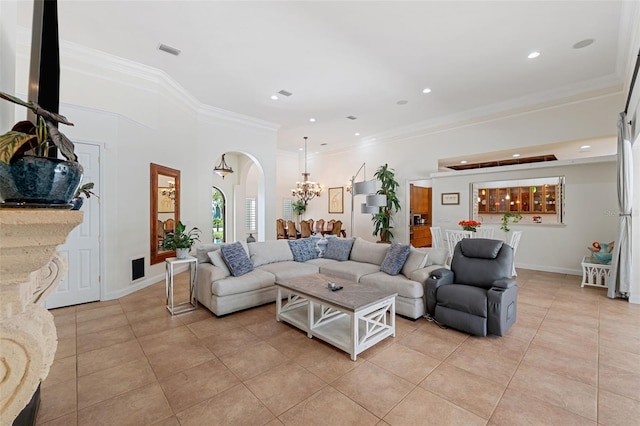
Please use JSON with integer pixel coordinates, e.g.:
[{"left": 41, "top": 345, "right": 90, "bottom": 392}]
[{"left": 275, "top": 273, "right": 396, "bottom": 360}]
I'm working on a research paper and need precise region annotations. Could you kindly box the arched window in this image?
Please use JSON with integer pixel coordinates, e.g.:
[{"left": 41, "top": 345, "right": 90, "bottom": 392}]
[{"left": 212, "top": 187, "right": 227, "bottom": 243}]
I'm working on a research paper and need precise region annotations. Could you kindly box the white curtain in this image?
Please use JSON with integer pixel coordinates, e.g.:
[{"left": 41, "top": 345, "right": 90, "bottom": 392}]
[{"left": 608, "top": 112, "right": 633, "bottom": 298}]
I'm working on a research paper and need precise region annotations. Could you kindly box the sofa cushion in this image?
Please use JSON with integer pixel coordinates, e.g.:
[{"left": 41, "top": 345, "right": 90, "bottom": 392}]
[
  {"left": 221, "top": 242, "right": 254, "bottom": 277},
  {"left": 258, "top": 261, "right": 319, "bottom": 281},
  {"left": 401, "top": 247, "right": 428, "bottom": 278},
  {"left": 211, "top": 269, "right": 275, "bottom": 297},
  {"left": 426, "top": 247, "right": 448, "bottom": 266},
  {"left": 249, "top": 240, "right": 294, "bottom": 267},
  {"left": 349, "top": 237, "right": 390, "bottom": 265},
  {"left": 196, "top": 241, "right": 249, "bottom": 264},
  {"left": 304, "top": 258, "right": 339, "bottom": 267},
  {"left": 323, "top": 238, "right": 354, "bottom": 261},
  {"left": 380, "top": 242, "right": 411, "bottom": 275},
  {"left": 319, "top": 260, "right": 380, "bottom": 282},
  {"left": 360, "top": 272, "right": 424, "bottom": 299},
  {"left": 196, "top": 243, "right": 219, "bottom": 264},
  {"left": 288, "top": 238, "right": 318, "bottom": 262},
  {"left": 208, "top": 250, "right": 230, "bottom": 277}
]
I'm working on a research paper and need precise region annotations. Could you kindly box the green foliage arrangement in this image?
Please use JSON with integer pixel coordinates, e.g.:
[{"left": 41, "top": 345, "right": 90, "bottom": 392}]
[
  {"left": 500, "top": 212, "right": 523, "bottom": 232},
  {"left": 162, "top": 221, "right": 201, "bottom": 250},
  {"left": 292, "top": 199, "right": 306, "bottom": 215}
]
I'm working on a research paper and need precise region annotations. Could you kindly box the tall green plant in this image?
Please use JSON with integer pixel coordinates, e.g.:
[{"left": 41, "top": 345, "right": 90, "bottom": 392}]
[{"left": 371, "top": 164, "right": 401, "bottom": 242}]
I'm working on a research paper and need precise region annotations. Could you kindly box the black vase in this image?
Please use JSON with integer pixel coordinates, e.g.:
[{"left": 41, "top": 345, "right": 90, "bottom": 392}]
[{"left": 0, "top": 156, "right": 84, "bottom": 208}]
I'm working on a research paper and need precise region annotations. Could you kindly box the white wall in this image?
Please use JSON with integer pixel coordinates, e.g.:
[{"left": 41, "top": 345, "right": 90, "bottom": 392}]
[
  {"left": 431, "top": 159, "right": 618, "bottom": 274},
  {"left": 12, "top": 34, "right": 278, "bottom": 300},
  {"left": 0, "top": 0, "right": 17, "bottom": 129}
]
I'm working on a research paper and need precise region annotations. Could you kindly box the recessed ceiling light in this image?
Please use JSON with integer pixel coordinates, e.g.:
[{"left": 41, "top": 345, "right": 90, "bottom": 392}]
[
  {"left": 354, "top": 132, "right": 360, "bottom": 136},
  {"left": 309, "top": 118, "right": 316, "bottom": 122},
  {"left": 460, "top": 160, "right": 468, "bottom": 164},
  {"left": 346, "top": 116, "right": 358, "bottom": 120},
  {"left": 270, "top": 95, "right": 278, "bottom": 100},
  {"left": 320, "top": 143, "right": 328, "bottom": 146},
  {"left": 277, "top": 90, "right": 293, "bottom": 97},
  {"left": 527, "top": 51, "right": 541, "bottom": 59},
  {"left": 422, "top": 88, "right": 432, "bottom": 94},
  {"left": 573, "top": 39, "right": 595, "bottom": 49},
  {"left": 512, "top": 153, "right": 521, "bottom": 158},
  {"left": 580, "top": 145, "right": 591, "bottom": 149},
  {"left": 397, "top": 100, "right": 408, "bottom": 105},
  {"left": 298, "top": 148, "right": 303, "bottom": 151}
]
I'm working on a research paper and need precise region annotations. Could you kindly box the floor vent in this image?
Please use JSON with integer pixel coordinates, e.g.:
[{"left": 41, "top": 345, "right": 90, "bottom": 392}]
[{"left": 132, "top": 257, "right": 145, "bottom": 281}]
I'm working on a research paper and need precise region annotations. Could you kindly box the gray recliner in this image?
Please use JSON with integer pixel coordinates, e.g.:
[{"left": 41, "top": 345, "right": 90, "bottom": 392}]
[{"left": 426, "top": 238, "right": 517, "bottom": 336}]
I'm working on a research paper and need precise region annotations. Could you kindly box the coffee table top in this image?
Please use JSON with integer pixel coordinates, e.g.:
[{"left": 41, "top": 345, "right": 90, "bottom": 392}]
[{"left": 275, "top": 273, "right": 397, "bottom": 312}]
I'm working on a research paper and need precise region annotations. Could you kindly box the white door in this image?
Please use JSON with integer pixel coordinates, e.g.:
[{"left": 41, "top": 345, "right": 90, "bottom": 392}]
[{"left": 46, "top": 143, "right": 101, "bottom": 308}]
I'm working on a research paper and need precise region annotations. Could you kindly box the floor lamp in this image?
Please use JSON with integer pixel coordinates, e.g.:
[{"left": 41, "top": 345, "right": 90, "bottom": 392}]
[{"left": 349, "top": 163, "right": 387, "bottom": 238}]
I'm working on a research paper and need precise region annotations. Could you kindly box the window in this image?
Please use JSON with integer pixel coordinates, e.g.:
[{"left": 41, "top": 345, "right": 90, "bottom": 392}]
[
  {"left": 245, "top": 198, "right": 256, "bottom": 232},
  {"left": 283, "top": 199, "right": 293, "bottom": 222}
]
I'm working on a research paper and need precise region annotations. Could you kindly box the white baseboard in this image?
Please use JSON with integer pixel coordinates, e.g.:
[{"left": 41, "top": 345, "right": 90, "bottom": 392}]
[
  {"left": 516, "top": 262, "right": 582, "bottom": 276},
  {"left": 102, "top": 264, "right": 189, "bottom": 301},
  {"left": 629, "top": 295, "right": 640, "bottom": 305}
]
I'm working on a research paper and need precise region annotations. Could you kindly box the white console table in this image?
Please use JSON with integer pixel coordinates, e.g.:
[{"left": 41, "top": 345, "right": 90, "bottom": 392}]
[{"left": 581, "top": 256, "right": 611, "bottom": 289}]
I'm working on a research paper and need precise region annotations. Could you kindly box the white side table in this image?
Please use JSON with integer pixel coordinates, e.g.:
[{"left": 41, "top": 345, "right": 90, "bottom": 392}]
[
  {"left": 581, "top": 256, "right": 611, "bottom": 289},
  {"left": 165, "top": 256, "right": 198, "bottom": 315}
]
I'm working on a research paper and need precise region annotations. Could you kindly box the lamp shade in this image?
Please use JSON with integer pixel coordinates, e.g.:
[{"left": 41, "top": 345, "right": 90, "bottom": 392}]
[
  {"left": 353, "top": 180, "right": 376, "bottom": 195},
  {"left": 366, "top": 194, "right": 387, "bottom": 207},
  {"left": 361, "top": 203, "right": 379, "bottom": 214}
]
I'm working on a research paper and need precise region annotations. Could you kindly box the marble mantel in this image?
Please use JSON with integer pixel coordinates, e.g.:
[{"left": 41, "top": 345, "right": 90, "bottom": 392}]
[{"left": 0, "top": 209, "right": 83, "bottom": 425}]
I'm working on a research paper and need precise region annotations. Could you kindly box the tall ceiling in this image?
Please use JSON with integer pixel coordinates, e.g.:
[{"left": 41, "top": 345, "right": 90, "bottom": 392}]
[{"left": 17, "top": 1, "right": 637, "bottom": 156}]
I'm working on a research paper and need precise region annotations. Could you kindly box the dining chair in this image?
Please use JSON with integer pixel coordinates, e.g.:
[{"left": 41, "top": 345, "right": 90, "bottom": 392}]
[
  {"left": 315, "top": 219, "right": 325, "bottom": 234},
  {"left": 300, "top": 220, "right": 312, "bottom": 238},
  {"left": 445, "top": 229, "right": 473, "bottom": 266},
  {"left": 307, "top": 219, "right": 314, "bottom": 234},
  {"left": 330, "top": 220, "right": 342, "bottom": 236},
  {"left": 326, "top": 220, "right": 335, "bottom": 233},
  {"left": 476, "top": 227, "right": 495, "bottom": 239},
  {"left": 509, "top": 231, "right": 523, "bottom": 276},
  {"left": 287, "top": 221, "right": 299, "bottom": 239},
  {"left": 430, "top": 226, "right": 443, "bottom": 249},
  {"left": 276, "top": 219, "right": 287, "bottom": 239}
]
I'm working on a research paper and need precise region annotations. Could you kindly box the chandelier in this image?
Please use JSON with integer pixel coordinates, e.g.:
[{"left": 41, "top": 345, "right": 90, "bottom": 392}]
[
  {"left": 214, "top": 153, "right": 234, "bottom": 179},
  {"left": 161, "top": 181, "right": 176, "bottom": 201},
  {"left": 291, "top": 137, "right": 322, "bottom": 204}
]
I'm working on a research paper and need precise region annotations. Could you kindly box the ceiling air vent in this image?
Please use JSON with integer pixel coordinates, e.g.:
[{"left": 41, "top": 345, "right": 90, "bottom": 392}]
[
  {"left": 158, "top": 44, "right": 181, "bottom": 56},
  {"left": 346, "top": 116, "right": 358, "bottom": 120},
  {"left": 277, "top": 90, "right": 293, "bottom": 97}
]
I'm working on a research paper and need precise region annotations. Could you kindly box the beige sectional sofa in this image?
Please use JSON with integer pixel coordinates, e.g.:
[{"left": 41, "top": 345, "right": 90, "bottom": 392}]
[{"left": 195, "top": 237, "right": 447, "bottom": 319}]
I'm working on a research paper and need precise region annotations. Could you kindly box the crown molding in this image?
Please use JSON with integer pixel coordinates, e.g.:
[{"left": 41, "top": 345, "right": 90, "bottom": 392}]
[{"left": 16, "top": 26, "right": 279, "bottom": 133}]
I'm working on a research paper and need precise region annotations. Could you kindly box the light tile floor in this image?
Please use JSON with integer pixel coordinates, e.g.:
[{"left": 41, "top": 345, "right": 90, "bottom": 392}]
[{"left": 38, "top": 269, "right": 640, "bottom": 425}]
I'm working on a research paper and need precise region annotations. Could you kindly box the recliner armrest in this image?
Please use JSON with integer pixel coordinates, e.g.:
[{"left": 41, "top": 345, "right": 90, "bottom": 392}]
[
  {"left": 491, "top": 278, "right": 517, "bottom": 289},
  {"left": 425, "top": 268, "right": 454, "bottom": 315}
]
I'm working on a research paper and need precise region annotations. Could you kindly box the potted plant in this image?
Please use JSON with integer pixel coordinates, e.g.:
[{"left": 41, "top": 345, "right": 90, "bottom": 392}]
[
  {"left": 292, "top": 199, "right": 306, "bottom": 223},
  {"left": 162, "top": 221, "right": 201, "bottom": 259},
  {"left": 0, "top": 91, "right": 82, "bottom": 207},
  {"left": 71, "top": 182, "right": 98, "bottom": 210},
  {"left": 371, "top": 163, "right": 401, "bottom": 243},
  {"left": 500, "top": 212, "right": 522, "bottom": 233}
]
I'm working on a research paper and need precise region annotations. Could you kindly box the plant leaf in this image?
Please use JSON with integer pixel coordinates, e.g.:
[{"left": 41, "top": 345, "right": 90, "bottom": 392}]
[
  {"left": 0, "top": 131, "right": 35, "bottom": 164},
  {"left": 46, "top": 121, "right": 77, "bottom": 162},
  {"left": 0, "top": 91, "right": 33, "bottom": 110}
]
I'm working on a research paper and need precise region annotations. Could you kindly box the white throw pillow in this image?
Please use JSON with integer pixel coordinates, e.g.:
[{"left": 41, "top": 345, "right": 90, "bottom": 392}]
[{"left": 208, "top": 250, "right": 231, "bottom": 277}]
